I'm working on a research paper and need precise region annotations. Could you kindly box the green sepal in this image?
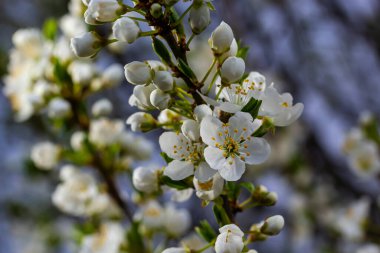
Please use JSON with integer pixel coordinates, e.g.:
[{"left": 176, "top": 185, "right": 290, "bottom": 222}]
[
  {"left": 178, "top": 58, "right": 197, "bottom": 81},
  {"left": 152, "top": 37, "right": 172, "bottom": 65},
  {"left": 213, "top": 204, "right": 231, "bottom": 226},
  {"left": 160, "top": 175, "right": 190, "bottom": 190},
  {"left": 225, "top": 181, "right": 240, "bottom": 200},
  {"left": 206, "top": 2, "right": 216, "bottom": 10},
  {"left": 126, "top": 221, "right": 146, "bottom": 253},
  {"left": 160, "top": 152, "right": 174, "bottom": 163},
  {"left": 240, "top": 182, "right": 255, "bottom": 193},
  {"left": 195, "top": 220, "right": 217, "bottom": 243},
  {"left": 43, "top": 18, "right": 58, "bottom": 41},
  {"left": 242, "top": 98, "right": 262, "bottom": 119}
]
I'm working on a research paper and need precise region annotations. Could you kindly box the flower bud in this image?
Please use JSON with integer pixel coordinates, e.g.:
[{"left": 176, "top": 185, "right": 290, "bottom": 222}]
[
  {"left": 92, "top": 99, "right": 113, "bottom": 117},
  {"left": 84, "top": 0, "right": 122, "bottom": 25},
  {"left": 130, "top": 84, "right": 155, "bottom": 110},
  {"left": 71, "top": 131, "right": 86, "bottom": 150},
  {"left": 220, "top": 56, "right": 245, "bottom": 83},
  {"left": 132, "top": 166, "right": 160, "bottom": 193},
  {"left": 219, "top": 38, "right": 238, "bottom": 62},
  {"left": 150, "top": 3, "right": 162, "bottom": 18},
  {"left": 70, "top": 31, "right": 102, "bottom": 58},
  {"left": 68, "top": 61, "right": 96, "bottom": 86},
  {"left": 112, "top": 17, "right": 140, "bottom": 44},
  {"left": 124, "top": 61, "right": 152, "bottom": 85},
  {"left": 101, "top": 64, "right": 124, "bottom": 87},
  {"left": 150, "top": 89, "right": 171, "bottom": 110},
  {"left": 210, "top": 21, "right": 234, "bottom": 54},
  {"left": 153, "top": 71, "right": 174, "bottom": 91},
  {"left": 181, "top": 119, "right": 200, "bottom": 141},
  {"left": 189, "top": 3, "right": 210, "bottom": 34},
  {"left": 47, "top": 98, "right": 71, "bottom": 119},
  {"left": 126, "top": 112, "right": 156, "bottom": 132},
  {"left": 260, "top": 215, "right": 285, "bottom": 236},
  {"left": 31, "top": 142, "right": 61, "bottom": 170}
]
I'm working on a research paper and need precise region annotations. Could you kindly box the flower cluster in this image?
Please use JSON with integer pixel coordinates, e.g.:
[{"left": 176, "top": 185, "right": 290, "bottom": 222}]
[{"left": 342, "top": 112, "right": 380, "bottom": 177}]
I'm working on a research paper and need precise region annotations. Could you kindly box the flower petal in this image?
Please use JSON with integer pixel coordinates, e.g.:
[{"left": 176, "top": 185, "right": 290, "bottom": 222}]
[
  {"left": 228, "top": 112, "right": 260, "bottom": 139},
  {"left": 200, "top": 116, "right": 224, "bottom": 147},
  {"left": 194, "top": 161, "right": 217, "bottom": 182},
  {"left": 159, "top": 132, "right": 191, "bottom": 160},
  {"left": 204, "top": 147, "right": 226, "bottom": 170},
  {"left": 164, "top": 160, "right": 194, "bottom": 180},
  {"left": 239, "top": 137, "right": 271, "bottom": 165},
  {"left": 218, "top": 157, "right": 245, "bottom": 181}
]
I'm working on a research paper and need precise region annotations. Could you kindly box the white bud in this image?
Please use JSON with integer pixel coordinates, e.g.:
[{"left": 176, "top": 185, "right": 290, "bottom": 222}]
[
  {"left": 261, "top": 215, "right": 285, "bottom": 236},
  {"left": 68, "top": 61, "right": 96, "bottom": 86},
  {"left": 181, "top": 119, "right": 200, "bottom": 141},
  {"left": 70, "top": 32, "right": 102, "bottom": 58},
  {"left": 47, "top": 98, "right": 71, "bottom": 119},
  {"left": 124, "top": 61, "right": 152, "bottom": 85},
  {"left": 132, "top": 166, "right": 160, "bottom": 193},
  {"left": 126, "top": 112, "right": 156, "bottom": 132},
  {"left": 130, "top": 84, "right": 155, "bottom": 110},
  {"left": 150, "top": 3, "right": 162, "bottom": 18},
  {"left": 92, "top": 99, "right": 113, "bottom": 116},
  {"left": 31, "top": 142, "right": 60, "bottom": 170},
  {"left": 163, "top": 205, "right": 191, "bottom": 237},
  {"left": 153, "top": 71, "right": 174, "bottom": 91},
  {"left": 89, "top": 118, "right": 125, "bottom": 146},
  {"left": 189, "top": 3, "right": 210, "bottom": 34},
  {"left": 215, "top": 224, "right": 244, "bottom": 253},
  {"left": 84, "top": 0, "right": 122, "bottom": 25},
  {"left": 210, "top": 21, "right": 234, "bottom": 54},
  {"left": 220, "top": 38, "right": 238, "bottom": 62},
  {"left": 220, "top": 56, "right": 245, "bottom": 83},
  {"left": 150, "top": 89, "right": 171, "bottom": 110},
  {"left": 71, "top": 131, "right": 86, "bottom": 150},
  {"left": 112, "top": 17, "right": 140, "bottom": 43},
  {"left": 147, "top": 60, "right": 168, "bottom": 71},
  {"left": 173, "top": 77, "right": 188, "bottom": 90},
  {"left": 101, "top": 64, "right": 124, "bottom": 87}
]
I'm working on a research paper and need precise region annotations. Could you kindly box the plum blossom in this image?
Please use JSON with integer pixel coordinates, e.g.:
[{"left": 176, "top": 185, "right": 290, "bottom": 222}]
[
  {"left": 215, "top": 224, "right": 244, "bottom": 253},
  {"left": 200, "top": 112, "right": 270, "bottom": 181}
]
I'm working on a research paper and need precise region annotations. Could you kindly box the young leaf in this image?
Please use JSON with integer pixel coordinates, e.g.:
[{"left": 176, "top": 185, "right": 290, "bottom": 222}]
[
  {"left": 43, "top": 18, "right": 58, "bottom": 41},
  {"left": 195, "top": 220, "right": 217, "bottom": 242},
  {"left": 160, "top": 152, "right": 174, "bottom": 163},
  {"left": 127, "top": 222, "right": 145, "bottom": 253},
  {"left": 160, "top": 175, "right": 190, "bottom": 190},
  {"left": 178, "top": 58, "right": 197, "bottom": 81},
  {"left": 213, "top": 204, "right": 231, "bottom": 226},
  {"left": 152, "top": 38, "right": 172, "bottom": 65}
]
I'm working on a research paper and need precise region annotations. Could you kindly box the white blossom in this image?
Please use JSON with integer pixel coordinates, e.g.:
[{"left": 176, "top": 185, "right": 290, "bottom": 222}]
[
  {"left": 68, "top": 61, "right": 97, "bottom": 86},
  {"left": 215, "top": 224, "right": 244, "bottom": 253},
  {"left": 71, "top": 131, "right": 86, "bottom": 150},
  {"left": 162, "top": 248, "right": 187, "bottom": 253},
  {"left": 124, "top": 61, "right": 152, "bottom": 85},
  {"left": 181, "top": 119, "right": 200, "bottom": 141},
  {"left": 60, "top": 14, "right": 87, "bottom": 38},
  {"left": 260, "top": 84, "right": 304, "bottom": 127},
  {"left": 79, "top": 223, "right": 124, "bottom": 253},
  {"left": 150, "top": 89, "right": 171, "bottom": 110},
  {"left": 92, "top": 98, "right": 113, "bottom": 116},
  {"left": 153, "top": 70, "right": 174, "bottom": 91},
  {"left": 210, "top": 21, "right": 234, "bottom": 54},
  {"left": 132, "top": 165, "right": 160, "bottom": 193},
  {"left": 119, "top": 132, "right": 153, "bottom": 160},
  {"left": 84, "top": 0, "right": 122, "bottom": 25},
  {"left": 89, "top": 118, "right": 125, "bottom": 146},
  {"left": 260, "top": 215, "right": 285, "bottom": 236},
  {"left": 126, "top": 112, "right": 156, "bottom": 132},
  {"left": 47, "top": 98, "right": 71, "bottom": 119},
  {"left": 135, "top": 201, "right": 165, "bottom": 230},
  {"left": 112, "top": 17, "right": 140, "bottom": 43},
  {"left": 101, "top": 64, "right": 124, "bottom": 87},
  {"left": 129, "top": 84, "right": 156, "bottom": 110},
  {"left": 200, "top": 112, "right": 270, "bottom": 181},
  {"left": 31, "top": 142, "right": 60, "bottom": 170},
  {"left": 357, "top": 244, "right": 380, "bottom": 253},
  {"left": 220, "top": 56, "right": 245, "bottom": 84},
  {"left": 70, "top": 32, "right": 101, "bottom": 58},
  {"left": 193, "top": 173, "right": 224, "bottom": 200},
  {"left": 163, "top": 204, "right": 191, "bottom": 237},
  {"left": 189, "top": 3, "right": 211, "bottom": 34}
]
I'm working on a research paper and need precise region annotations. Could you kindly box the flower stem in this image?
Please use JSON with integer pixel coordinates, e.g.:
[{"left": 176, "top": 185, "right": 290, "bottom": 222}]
[
  {"left": 201, "top": 58, "right": 217, "bottom": 85},
  {"left": 172, "top": 3, "right": 193, "bottom": 27},
  {"left": 187, "top": 33, "right": 196, "bottom": 46},
  {"left": 206, "top": 70, "right": 219, "bottom": 95}
]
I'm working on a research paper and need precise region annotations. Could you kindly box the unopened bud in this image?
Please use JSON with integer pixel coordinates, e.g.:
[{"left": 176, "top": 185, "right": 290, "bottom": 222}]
[
  {"left": 70, "top": 31, "right": 102, "bottom": 58},
  {"left": 261, "top": 215, "right": 285, "bottom": 236},
  {"left": 124, "top": 61, "right": 152, "bottom": 85},
  {"left": 84, "top": 0, "right": 122, "bottom": 25},
  {"left": 101, "top": 64, "right": 124, "bottom": 87},
  {"left": 189, "top": 3, "right": 210, "bottom": 34},
  {"left": 47, "top": 98, "right": 71, "bottom": 119},
  {"left": 153, "top": 71, "right": 174, "bottom": 91},
  {"left": 150, "top": 89, "right": 171, "bottom": 110},
  {"left": 92, "top": 99, "right": 113, "bottom": 117},
  {"left": 181, "top": 119, "right": 200, "bottom": 141},
  {"left": 150, "top": 3, "right": 163, "bottom": 18},
  {"left": 113, "top": 17, "right": 140, "bottom": 44},
  {"left": 220, "top": 56, "right": 245, "bottom": 83},
  {"left": 210, "top": 21, "right": 234, "bottom": 54},
  {"left": 126, "top": 112, "right": 156, "bottom": 132}
]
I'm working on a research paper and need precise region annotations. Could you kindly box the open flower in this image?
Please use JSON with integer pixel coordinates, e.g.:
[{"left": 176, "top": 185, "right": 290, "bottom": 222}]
[
  {"left": 193, "top": 173, "right": 224, "bottom": 200},
  {"left": 215, "top": 224, "right": 244, "bottom": 253},
  {"left": 159, "top": 132, "right": 216, "bottom": 182},
  {"left": 259, "top": 84, "right": 303, "bottom": 127},
  {"left": 200, "top": 112, "right": 270, "bottom": 181}
]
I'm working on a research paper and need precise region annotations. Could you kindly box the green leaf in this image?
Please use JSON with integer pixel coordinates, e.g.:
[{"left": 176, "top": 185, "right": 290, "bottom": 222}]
[
  {"left": 160, "top": 175, "right": 190, "bottom": 190},
  {"left": 52, "top": 57, "right": 72, "bottom": 85},
  {"left": 160, "top": 152, "right": 174, "bottom": 163},
  {"left": 152, "top": 37, "right": 172, "bottom": 65},
  {"left": 213, "top": 204, "right": 231, "bottom": 226},
  {"left": 43, "top": 18, "right": 58, "bottom": 41},
  {"left": 240, "top": 182, "right": 255, "bottom": 193},
  {"left": 236, "top": 40, "right": 250, "bottom": 60},
  {"left": 178, "top": 58, "right": 197, "bottom": 81},
  {"left": 195, "top": 220, "right": 217, "bottom": 243},
  {"left": 226, "top": 181, "right": 240, "bottom": 200},
  {"left": 127, "top": 222, "right": 145, "bottom": 253},
  {"left": 206, "top": 2, "right": 216, "bottom": 10}
]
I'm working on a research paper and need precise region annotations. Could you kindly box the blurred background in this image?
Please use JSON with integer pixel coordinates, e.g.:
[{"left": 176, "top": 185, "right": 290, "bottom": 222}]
[{"left": 1, "top": 0, "right": 380, "bottom": 252}]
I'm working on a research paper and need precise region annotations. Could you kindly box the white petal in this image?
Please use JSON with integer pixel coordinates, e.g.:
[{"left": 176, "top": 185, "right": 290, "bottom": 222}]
[
  {"left": 218, "top": 102, "right": 243, "bottom": 113},
  {"left": 218, "top": 157, "right": 245, "bottom": 181},
  {"left": 159, "top": 132, "right": 191, "bottom": 160},
  {"left": 239, "top": 137, "right": 271, "bottom": 165},
  {"left": 200, "top": 116, "right": 223, "bottom": 146},
  {"left": 204, "top": 147, "right": 226, "bottom": 170},
  {"left": 194, "top": 104, "right": 213, "bottom": 122},
  {"left": 228, "top": 112, "right": 260, "bottom": 139},
  {"left": 197, "top": 90, "right": 220, "bottom": 106},
  {"left": 164, "top": 160, "right": 194, "bottom": 180},
  {"left": 219, "top": 224, "right": 244, "bottom": 236},
  {"left": 194, "top": 161, "right": 217, "bottom": 182},
  {"left": 171, "top": 188, "right": 194, "bottom": 202}
]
